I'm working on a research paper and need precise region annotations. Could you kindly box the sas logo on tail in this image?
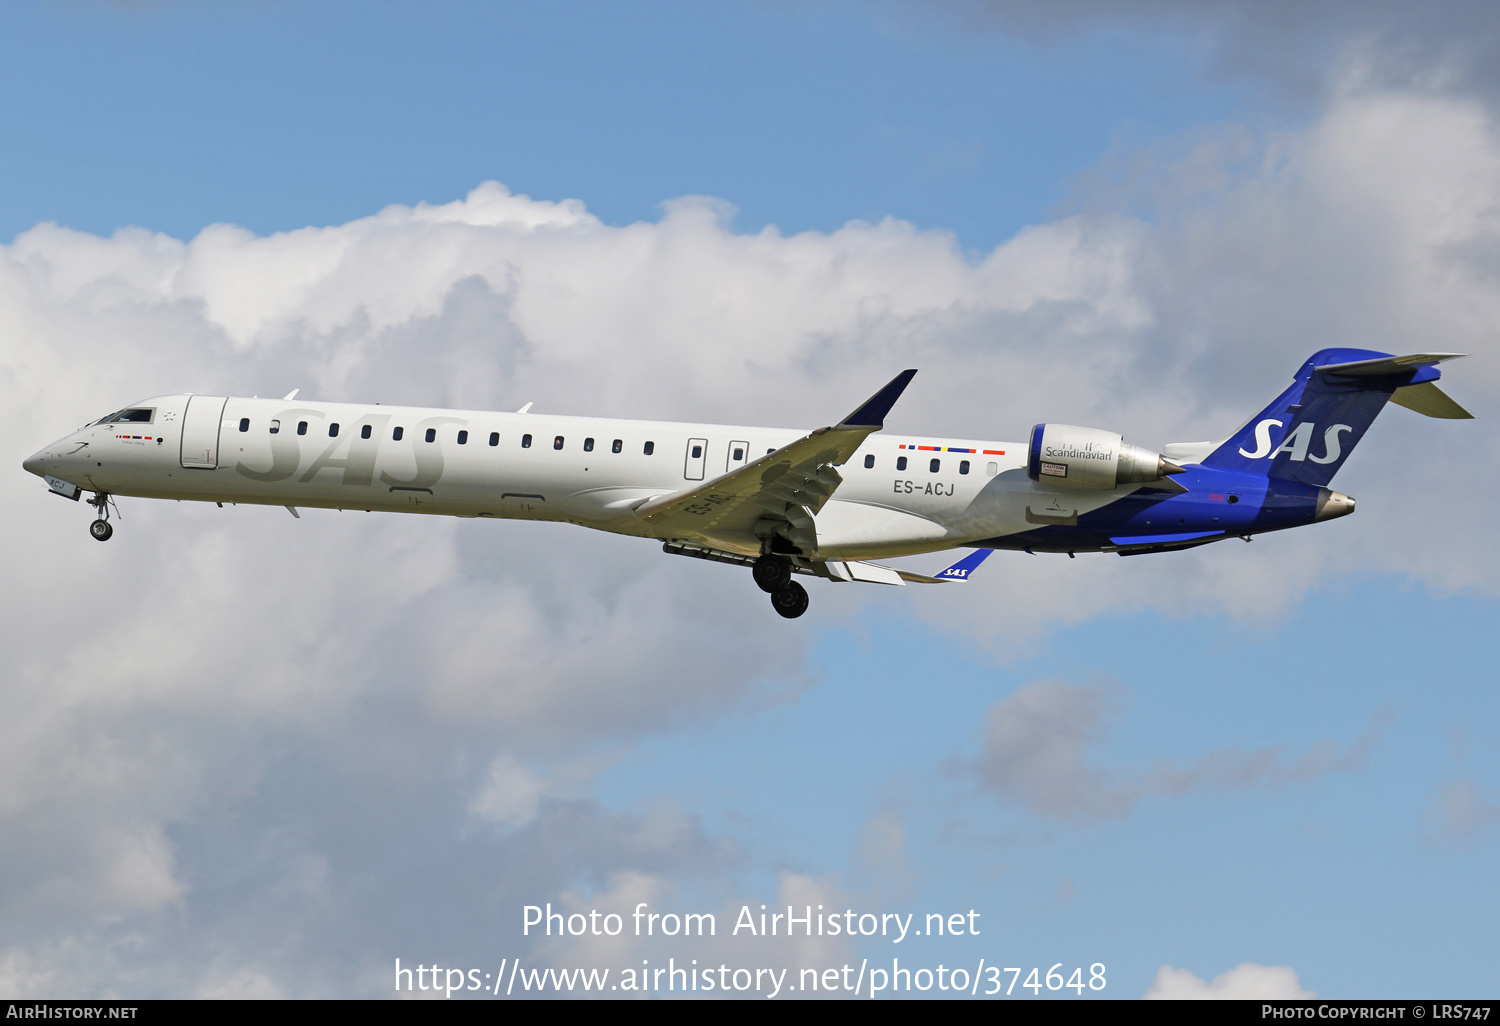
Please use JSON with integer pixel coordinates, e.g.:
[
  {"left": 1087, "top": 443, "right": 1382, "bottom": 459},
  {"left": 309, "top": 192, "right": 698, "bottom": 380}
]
[{"left": 1239, "top": 420, "right": 1352, "bottom": 463}]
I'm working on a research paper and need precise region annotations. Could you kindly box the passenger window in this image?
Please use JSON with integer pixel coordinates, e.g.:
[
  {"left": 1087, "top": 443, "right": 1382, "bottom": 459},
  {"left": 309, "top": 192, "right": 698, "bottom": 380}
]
[
  {"left": 930, "top": 458, "right": 939, "bottom": 473},
  {"left": 239, "top": 417, "right": 249, "bottom": 432},
  {"left": 329, "top": 423, "right": 340, "bottom": 437},
  {"left": 393, "top": 427, "right": 404, "bottom": 441},
  {"left": 361, "top": 424, "right": 372, "bottom": 439},
  {"left": 457, "top": 430, "right": 468, "bottom": 445},
  {"left": 583, "top": 437, "right": 594, "bottom": 452},
  {"left": 425, "top": 428, "right": 436, "bottom": 443},
  {"left": 864, "top": 454, "right": 874, "bottom": 469},
  {"left": 269, "top": 419, "right": 280, "bottom": 434},
  {"left": 691, "top": 444, "right": 702, "bottom": 459},
  {"left": 986, "top": 462, "right": 998, "bottom": 476},
  {"left": 644, "top": 441, "right": 655, "bottom": 455},
  {"left": 297, "top": 421, "right": 308, "bottom": 436},
  {"left": 521, "top": 434, "right": 532, "bottom": 448},
  {"left": 553, "top": 435, "right": 564, "bottom": 450},
  {"left": 897, "top": 456, "right": 907, "bottom": 471},
  {"left": 734, "top": 447, "right": 744, "bottom": 461},
  {"left": 959, "top": 460, "right": 970, "bottom": 475},
  {"left": 489, "top": 432, "right": 499, "bottom": 446},
  {"left": 611, "top": 439, "right": 622, "bottom": 453}
]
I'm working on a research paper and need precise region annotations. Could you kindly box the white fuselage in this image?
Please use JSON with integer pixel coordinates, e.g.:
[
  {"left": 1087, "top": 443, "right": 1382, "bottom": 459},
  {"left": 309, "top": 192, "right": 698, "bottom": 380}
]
[{"left": 25, "top": 393, "right": 1129, "bottom": 559}]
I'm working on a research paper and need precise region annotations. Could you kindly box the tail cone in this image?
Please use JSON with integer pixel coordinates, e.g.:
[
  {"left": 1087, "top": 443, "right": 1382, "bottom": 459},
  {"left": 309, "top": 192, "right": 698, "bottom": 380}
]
[{"left": 1315, "top": 489, "right": 1356, "bottom": 521}]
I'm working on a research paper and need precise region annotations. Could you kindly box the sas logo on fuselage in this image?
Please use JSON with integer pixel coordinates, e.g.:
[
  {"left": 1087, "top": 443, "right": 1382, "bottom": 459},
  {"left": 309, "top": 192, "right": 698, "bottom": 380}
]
[{"left": 1238, "top": 419, "right": 1352, "bottom": 464}]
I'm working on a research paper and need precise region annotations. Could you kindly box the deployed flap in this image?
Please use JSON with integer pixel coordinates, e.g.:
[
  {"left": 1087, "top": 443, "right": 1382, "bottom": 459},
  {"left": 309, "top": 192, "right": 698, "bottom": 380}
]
[
  {"left": 835, "top": 561, "right": 907, "bottom": 586},
  {"left": 1315, "top": 352, "right": 1465, "bottom": 376},
  {"left": 634, "top": 371, "right": 917, "bottom": 548},
  {"left": 1389, "top": 381, "right": 1474, "bottom": 419}
]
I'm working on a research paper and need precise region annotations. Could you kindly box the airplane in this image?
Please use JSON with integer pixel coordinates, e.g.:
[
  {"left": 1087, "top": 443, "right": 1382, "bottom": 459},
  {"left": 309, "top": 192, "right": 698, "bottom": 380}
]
[{"left": 22, "top": 348, "right": 1471, "bottom": 619}]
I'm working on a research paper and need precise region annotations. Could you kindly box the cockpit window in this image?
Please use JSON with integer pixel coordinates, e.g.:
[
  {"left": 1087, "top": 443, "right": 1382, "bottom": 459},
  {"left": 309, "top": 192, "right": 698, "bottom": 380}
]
[{"left": 97, "top": 408, "right": 154, "bottom": 425}]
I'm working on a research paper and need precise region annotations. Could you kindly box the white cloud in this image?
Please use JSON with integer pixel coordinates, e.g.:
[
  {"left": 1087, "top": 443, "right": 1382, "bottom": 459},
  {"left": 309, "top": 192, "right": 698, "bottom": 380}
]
[
  {"left": 1144, "top": 961, "right": 1315, "bottom": 999},
  {"left": 468, "top": 754, "right": 546, "bottom": 828},
  {"left": 973, "top": 680, "right": 1378, "bottom": 820},
  {"left": 3, "top": 41, "right": 1500, "bottom": 993}
]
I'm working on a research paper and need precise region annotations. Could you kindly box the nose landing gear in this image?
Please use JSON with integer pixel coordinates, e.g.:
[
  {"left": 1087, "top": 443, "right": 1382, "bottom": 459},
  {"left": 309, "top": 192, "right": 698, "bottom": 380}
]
[{"left": 87, "top": 491, "right": 115, "bottom": 541}]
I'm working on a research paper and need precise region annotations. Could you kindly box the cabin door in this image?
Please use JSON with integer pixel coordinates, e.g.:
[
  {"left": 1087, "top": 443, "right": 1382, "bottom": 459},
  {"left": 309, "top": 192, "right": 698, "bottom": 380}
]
[{"left": 180, "top": 395, "right": 227, "bottom": 469}]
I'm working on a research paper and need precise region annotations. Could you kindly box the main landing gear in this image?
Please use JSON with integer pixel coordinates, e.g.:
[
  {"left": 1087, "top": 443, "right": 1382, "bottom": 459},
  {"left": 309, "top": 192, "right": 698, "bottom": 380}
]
[
  {"left": 87, "top": 492, "right": 114, "bottom": 542},
  {"left": 753, "top": 554, "right": 809, "bottom": 619}
]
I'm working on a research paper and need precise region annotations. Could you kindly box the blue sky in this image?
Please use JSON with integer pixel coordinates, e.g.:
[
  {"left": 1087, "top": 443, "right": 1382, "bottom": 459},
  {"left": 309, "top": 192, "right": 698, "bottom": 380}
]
[
  {"left": 0, "top": 1, "right": 1251, "bottom": 248},
  {"left": 1, "top": 0, "right": 1497, "bottom": 1002}
]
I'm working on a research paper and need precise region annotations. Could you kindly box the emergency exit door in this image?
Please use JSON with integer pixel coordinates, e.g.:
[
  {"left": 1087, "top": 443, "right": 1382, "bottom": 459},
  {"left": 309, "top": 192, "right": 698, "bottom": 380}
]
[
  {"left": 684, "top": 438, "right": 708, "bottom": 480},
  {"left": 727, "top": 440, "right": 749, "bottom": 473}
]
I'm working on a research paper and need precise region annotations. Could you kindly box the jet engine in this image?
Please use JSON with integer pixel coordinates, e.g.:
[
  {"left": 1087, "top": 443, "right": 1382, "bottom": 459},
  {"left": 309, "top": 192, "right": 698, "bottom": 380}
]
[{"left": 1027, "top": 423, "right": 1184, "bottom": 490}]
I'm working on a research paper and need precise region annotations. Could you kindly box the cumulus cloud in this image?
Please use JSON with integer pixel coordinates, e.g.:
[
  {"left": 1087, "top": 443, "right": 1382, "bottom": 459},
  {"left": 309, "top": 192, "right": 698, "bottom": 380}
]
[
  {"left": 1144, "top": 961, "right": 1315, "bottom": 999},
  {"left": 528, "top": 870, "right": 856, "bottom": 999},
  {"left": 972, "top": 680, "right": 1378, "bottom": 820},
  {"left": 4, "top": 31, "right": 1500, "bottom": 992}
]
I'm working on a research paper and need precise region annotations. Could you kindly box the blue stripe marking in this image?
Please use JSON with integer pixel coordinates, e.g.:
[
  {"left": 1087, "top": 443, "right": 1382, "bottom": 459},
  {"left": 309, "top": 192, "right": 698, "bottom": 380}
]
[{"left": 1108, "top": 530, "right": 1224, "bottom": 546}]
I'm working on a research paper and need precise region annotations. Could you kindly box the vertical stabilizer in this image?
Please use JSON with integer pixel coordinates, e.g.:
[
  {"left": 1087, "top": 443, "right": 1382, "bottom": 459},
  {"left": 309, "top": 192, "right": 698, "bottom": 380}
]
[{"left": 1202, "top": 349, "right": 1463, "bottom": 486}]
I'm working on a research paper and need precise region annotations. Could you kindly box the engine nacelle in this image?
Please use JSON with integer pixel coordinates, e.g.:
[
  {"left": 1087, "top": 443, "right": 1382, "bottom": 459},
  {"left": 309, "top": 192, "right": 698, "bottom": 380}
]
[{"left": 1027, "top": 423, "right": 1183, "bottom": 490}]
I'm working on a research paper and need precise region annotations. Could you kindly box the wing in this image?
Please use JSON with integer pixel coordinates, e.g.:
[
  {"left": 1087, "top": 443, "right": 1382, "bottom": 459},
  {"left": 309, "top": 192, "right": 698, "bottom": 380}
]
[{"left": 633, "top": 370, "right": 917, "bottom": 553}]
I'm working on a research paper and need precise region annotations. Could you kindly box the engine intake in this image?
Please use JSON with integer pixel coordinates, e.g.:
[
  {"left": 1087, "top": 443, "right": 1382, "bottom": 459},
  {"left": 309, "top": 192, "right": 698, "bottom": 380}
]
[{"left": 1027, "top": 423, "right": 1184, "bottom": 490}]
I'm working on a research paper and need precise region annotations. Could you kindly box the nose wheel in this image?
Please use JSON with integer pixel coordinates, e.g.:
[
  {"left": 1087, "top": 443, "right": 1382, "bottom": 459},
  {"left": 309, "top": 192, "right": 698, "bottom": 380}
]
[{"left": 87, "top": 491, "right": 116, "bottom": 541}]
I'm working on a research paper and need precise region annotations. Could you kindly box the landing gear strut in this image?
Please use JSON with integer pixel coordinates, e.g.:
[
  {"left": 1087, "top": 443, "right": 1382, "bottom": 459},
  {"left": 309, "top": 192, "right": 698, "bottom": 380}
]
[{"left": 88, "top": 492, "right": 114, "bottom": 541}]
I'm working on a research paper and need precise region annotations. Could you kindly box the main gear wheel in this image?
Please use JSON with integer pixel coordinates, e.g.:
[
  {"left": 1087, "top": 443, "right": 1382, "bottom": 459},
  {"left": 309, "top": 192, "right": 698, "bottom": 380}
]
[
  {"left": 752, "top": 554, "right": 792, "bottom": 593},
  {"left": 770, "top": 580, "right": 809, "bottom": 619}
]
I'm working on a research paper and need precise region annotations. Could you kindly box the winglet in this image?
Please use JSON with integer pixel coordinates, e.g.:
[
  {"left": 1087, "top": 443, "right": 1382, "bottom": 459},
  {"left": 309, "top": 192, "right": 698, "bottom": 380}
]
[
  {"left": 933, "top": 548, "right": 993, "bottom": 581},
  {"left": 838, "top": 369, "right": 918, "bottom": 428},
  {"left": 894, "top": 547, "right": 995, "bottom": 584}
]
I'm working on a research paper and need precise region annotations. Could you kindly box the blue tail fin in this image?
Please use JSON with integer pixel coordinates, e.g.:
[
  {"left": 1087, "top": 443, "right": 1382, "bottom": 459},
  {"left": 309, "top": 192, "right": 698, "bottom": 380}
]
[{"left": 1202, "top": 349, "right": 1462, "bottom": 486}]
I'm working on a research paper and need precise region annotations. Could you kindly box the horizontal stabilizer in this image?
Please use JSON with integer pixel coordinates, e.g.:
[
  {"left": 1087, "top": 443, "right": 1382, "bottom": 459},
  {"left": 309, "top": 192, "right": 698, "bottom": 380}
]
[
  {"left": 1315, "top": 352, "right": 1465, "bottom": 377},
  {"left": 1389, "top": 381, "right": 1474, "bottom": 419}
]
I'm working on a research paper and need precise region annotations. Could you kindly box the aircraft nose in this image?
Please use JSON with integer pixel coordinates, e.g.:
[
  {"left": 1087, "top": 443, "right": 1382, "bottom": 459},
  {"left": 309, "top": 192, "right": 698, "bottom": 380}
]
[{"left": 22, "top": 450, "right": 49, "bottom": 477}]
